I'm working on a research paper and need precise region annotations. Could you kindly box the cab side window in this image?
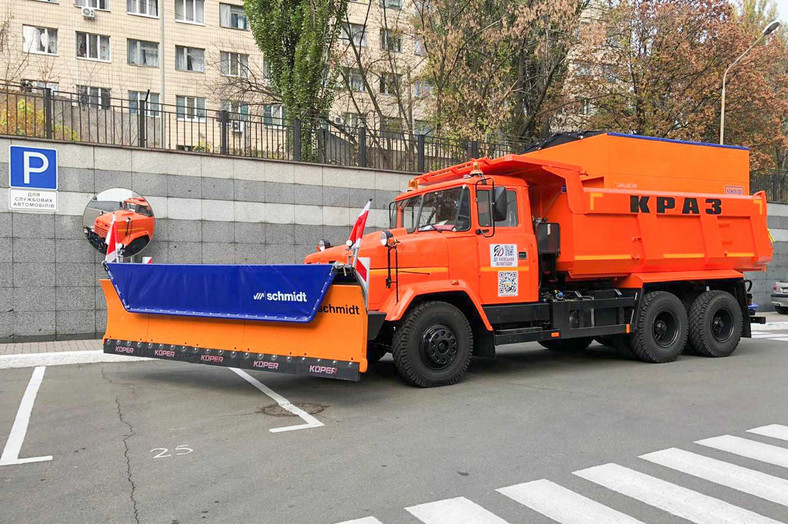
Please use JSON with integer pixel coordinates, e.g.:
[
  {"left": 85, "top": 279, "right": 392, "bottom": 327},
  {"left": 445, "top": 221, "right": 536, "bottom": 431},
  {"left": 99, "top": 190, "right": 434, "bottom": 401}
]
[{"left": 477, "top": 189, "right": 518, "bottom": 227}]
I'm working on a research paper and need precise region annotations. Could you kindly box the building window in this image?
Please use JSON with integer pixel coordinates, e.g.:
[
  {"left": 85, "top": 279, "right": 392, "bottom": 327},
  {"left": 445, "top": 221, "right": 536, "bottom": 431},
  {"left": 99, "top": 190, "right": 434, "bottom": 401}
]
[
  {"left": 413, "top": 79, "right": 433, "bottom": 98},
  {"left": 220, "top": 52, "right": 249, "bottom": 77},
  {"left": 129, "top": 91, "right": 160, "bottom": 116},
  {"left": 77, "top": 32, "right": 110, "bottom": 62},
  {"left": 341, "top": 23, "right": 367, "bottom": 47},
  {"left": 219, "top": 3, "right": 248, "bottom": 29},
  {"left": 175, "top": 0, "right": 204, "bottom": 24},
  {"left": 342, "top": 68, "right": 364, "bottom": 92},
  {"left": 176, "top": 96, "right": 206, "bottom": 121},
  {"left": 76, "top": 0, "right": 109, "bottom": 9},
  {"left": 175, "top": 46, "right": 205, "bottom": 72},
  {"left": 414, "top": 119, "right": 433, "bottom": 136},
  {"left": 127, "top": 0, "right": 158, "bottom": 16},
  {"left": 77, "top": 86, "right": 111, "bottom": 109},
  {"left": 414, "top": 37, "right": 426, "bottom": 57},
  {"left": 263, "top": 104, "right": 285, "bottom": 127},
  {"left": 380, "top": 116, "right": 402, "bottom": 136},
  {"left": 21, "top": 80, "right": 59, "bottom": 94},
  {"left": 127, "top": 39, "right": 158, "bottom": 67},
  {"left": 380, "top": 29, "right": 402, "bottom": 53},
  {"left": 379, "top": 73, "right": 401, "bottom": 95},
  {"left": 342, "top": 112, "right": 365, "bottom": 129},
  {"left": 221, "top": 100, "right": 250, "bottom": 133},
  {"left": 379, "top": 0, "right": 401, "bottom": 8},
  {"left": 22, "top": 26, "right": 58, "bottom": 55}
]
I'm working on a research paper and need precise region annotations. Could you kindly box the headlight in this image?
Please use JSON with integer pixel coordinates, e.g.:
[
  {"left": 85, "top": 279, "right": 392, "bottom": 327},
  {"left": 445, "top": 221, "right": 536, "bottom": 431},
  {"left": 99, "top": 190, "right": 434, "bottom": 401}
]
[
  {"left": 380, "top": 230, "right": 397, "bottom": 247},
  {"left": 317, "top": 239, "right": 331, "bottom": 252}
]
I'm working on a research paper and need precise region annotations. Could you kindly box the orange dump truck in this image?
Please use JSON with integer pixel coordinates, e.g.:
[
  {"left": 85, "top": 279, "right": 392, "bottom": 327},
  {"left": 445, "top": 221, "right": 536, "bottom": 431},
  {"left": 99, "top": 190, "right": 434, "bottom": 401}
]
[
  {"left": 86, "top": 197, "right": 155, "bottom": 256},
  {"left": 101, "top": 133, "right": 772, "bottom": 387}
]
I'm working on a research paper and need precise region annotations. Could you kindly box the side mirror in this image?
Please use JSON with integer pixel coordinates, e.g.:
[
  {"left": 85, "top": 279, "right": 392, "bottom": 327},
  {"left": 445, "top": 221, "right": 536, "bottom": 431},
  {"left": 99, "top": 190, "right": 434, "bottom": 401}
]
[{"left": 492, "top": 186, "right": 508, "bottom": 222}]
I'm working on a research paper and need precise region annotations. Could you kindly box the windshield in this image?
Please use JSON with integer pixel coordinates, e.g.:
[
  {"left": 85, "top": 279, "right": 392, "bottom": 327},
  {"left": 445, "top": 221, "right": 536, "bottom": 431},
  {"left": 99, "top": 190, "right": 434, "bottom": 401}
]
[
  {"left": 125, "top": 203, "right": 152, "bottom": 216},
  {"left": 390, "top": 187, "right": 471, "bottom": 232}
]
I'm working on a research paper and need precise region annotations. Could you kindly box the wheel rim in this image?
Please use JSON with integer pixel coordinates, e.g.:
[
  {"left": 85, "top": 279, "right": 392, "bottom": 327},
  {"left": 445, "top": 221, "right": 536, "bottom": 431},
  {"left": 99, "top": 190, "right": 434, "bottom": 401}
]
[
  {"left": 420, "top": 324, "right": 458, "bottom": 370},
  {"left": 710, "top": 307, "right": 734, "bottom": 343},
  {"left": 653, "top": 311, "right": 679, "bottom": 348}
]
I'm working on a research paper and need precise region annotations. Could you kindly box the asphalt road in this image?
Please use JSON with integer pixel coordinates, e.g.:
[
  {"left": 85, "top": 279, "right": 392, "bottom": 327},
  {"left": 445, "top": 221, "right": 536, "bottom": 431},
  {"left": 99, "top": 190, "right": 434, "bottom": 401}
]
[{"left": 2, "top": 330, "right": 788, "bottom": 524}]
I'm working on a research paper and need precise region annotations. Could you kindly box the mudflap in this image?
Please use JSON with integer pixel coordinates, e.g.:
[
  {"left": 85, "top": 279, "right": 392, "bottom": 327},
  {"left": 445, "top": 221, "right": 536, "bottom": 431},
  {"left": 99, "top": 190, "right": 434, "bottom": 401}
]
[{"left": 101, "top": 279, "right": 368, "bottom": 381}]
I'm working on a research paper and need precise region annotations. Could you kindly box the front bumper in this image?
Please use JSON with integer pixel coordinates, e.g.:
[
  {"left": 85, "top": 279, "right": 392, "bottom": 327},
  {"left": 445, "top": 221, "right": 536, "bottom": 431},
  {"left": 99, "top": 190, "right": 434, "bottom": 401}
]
[{"left": 771, "top": 293, "right": 788, "bottom": 307}]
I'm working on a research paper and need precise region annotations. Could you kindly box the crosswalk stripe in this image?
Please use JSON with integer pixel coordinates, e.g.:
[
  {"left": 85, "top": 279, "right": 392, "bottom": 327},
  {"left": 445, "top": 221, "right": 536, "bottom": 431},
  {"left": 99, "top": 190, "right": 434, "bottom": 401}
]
[
  {"left": 497, "top": 479, "right": 644, "bottom": 524},
  {"left": 334, "top": 518, "right": 384, "bottom": 524},
  {"left": 406, "top": 497, "right": 509, "bottom": 524},
  {"left": 641, "top": 447, "right": 788, "bottom": 506},
  {"left": 748, "top": 424, "right": 788, "bottom": 442},
  {"left": 696, "top": 435, "right": 788, "bottom": 468},
  {"left": 750, "top": 333, "right": 774, "bottom": 338},
  {"left": 769, "top": 336, "right": 788, "bottom": 342},
  {"left": 574, "top": 463, "right": 780, "bottom": 524}
]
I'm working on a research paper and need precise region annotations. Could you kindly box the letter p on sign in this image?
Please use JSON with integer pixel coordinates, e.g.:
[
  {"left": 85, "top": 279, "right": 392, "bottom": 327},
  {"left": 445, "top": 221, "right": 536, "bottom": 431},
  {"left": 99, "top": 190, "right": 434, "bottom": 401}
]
[{"left": 9, "top": 146, "right": 58, "bottom": 190}]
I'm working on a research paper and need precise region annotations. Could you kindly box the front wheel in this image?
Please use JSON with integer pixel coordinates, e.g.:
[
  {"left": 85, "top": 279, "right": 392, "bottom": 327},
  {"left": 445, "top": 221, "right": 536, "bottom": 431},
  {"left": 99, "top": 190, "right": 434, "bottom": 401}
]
[
  {"left": 630, "top": 291, "right": 688, "bottom": 363},
  {"left": 688, "top": 290, "right": 742, "bottom": 357},
  {"left": 392, "top": 301, "right": 473, "bottom": 387}
]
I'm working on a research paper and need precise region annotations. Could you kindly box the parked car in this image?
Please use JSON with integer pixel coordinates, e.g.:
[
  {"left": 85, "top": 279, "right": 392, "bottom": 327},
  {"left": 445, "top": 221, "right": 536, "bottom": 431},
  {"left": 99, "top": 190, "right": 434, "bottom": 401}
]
[{"left": 772, "top": 281, "right": 788, "bottom": 314}]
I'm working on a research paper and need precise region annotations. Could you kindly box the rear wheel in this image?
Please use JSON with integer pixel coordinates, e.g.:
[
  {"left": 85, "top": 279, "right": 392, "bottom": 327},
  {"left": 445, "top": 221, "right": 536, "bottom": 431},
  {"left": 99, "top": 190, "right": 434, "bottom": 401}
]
[
  {"left": 630, "top": 291, "right": 688, "bottom": 363},
  {"left": 688, "top": 290, "right": 742, "bottom": 357},
  {"left": 539, "top": 337, "right": 593, "bottom": 352},
  {"left": 776, "top": 305, "right": 788, "bottom": 315},
  {"left": 392, "top": 301, "right": 473, "bottom": 388}
]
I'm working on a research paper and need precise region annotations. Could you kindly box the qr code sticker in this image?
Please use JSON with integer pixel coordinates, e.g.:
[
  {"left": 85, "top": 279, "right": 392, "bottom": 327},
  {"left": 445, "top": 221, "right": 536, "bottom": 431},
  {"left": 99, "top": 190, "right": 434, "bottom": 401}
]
[{"left": 498, "top": 271, "right": 518, "bottom": 297}]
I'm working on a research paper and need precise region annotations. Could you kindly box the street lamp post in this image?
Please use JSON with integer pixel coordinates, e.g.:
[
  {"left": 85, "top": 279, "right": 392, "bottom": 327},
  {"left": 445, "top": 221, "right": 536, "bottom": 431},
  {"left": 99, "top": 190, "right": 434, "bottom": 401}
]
[{"left": 720, "top": 20, "right": 780, "bottom": 145}]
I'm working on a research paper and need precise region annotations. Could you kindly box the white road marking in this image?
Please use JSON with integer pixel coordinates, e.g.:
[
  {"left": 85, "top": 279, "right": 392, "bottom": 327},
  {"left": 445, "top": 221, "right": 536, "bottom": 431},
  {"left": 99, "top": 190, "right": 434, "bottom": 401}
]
[
  {"left": 229, "top": 368, "right": 324, "bottom": 433},
  {"left": 749, "top": 321, "right": 788, "bottom": 331},
  {"left": 768, "top": 336, "right": 788, "bottom": 342},
  {"left": 0, "top": 366, "right": 53, "bottom": 466},
  {"left": 748, "top": 424, "right": 788, "bottom": 442},
  {"left": 0, "top": 350, "right": 147, "bottom": 369},
  {"left": 641, "top": 448, "right": 788, "bottom": 506},
  {"left": 696, "top": 435, "right": 788, "bottom": 468},
  {"left": 574, "top": 463, "right": 780, "bottom": 524},
  {"left": 497, "top": 479, "right": 643, "bottom": 524},
  {"left": 406, "top": 497, "right": 509, "bottom": 524},
  {"left": 750, "top": 333, "right": 774, "bottom": 338},
  {"left": 335, "top": 518, "right": 384, "bottom": 524}
]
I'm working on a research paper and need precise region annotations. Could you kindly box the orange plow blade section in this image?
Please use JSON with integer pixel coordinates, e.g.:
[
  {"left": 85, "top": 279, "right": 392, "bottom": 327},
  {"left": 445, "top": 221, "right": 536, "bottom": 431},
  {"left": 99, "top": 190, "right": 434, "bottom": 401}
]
[{"left": 101, "top": 279, "right": 369, "bottom": 380}]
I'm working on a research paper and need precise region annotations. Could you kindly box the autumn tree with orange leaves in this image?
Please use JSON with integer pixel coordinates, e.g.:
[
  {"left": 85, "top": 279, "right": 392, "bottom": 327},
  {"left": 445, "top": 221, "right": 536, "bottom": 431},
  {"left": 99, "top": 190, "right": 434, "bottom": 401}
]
[
  {"left": 412, "top": 0, "right": 589, "bottom": 142},
  {"left": 567, "top": 0, "right": 787, "bottom": 170}
]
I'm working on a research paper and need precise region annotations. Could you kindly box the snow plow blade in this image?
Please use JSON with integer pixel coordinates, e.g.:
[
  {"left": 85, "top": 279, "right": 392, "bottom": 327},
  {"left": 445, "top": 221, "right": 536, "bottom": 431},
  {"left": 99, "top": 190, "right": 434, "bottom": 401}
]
[{"left": 101, "top": 263, "right": 368, "bottom": 381}]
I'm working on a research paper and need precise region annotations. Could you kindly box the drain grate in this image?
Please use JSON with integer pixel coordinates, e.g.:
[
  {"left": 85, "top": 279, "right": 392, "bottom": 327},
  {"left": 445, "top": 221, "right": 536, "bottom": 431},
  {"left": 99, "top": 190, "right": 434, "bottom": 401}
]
[{"left": 258, "top": 403, "right": 327, "bottom": 417}]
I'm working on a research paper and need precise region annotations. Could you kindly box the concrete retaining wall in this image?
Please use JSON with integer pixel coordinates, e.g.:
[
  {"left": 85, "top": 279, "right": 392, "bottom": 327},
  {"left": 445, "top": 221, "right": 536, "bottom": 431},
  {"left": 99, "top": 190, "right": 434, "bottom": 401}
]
[
  {"left": 0, "top": 137, "right": 786, "bottom": 340},
  {"left": 0, "top": 138, "right": 411, "bottom": 341}
]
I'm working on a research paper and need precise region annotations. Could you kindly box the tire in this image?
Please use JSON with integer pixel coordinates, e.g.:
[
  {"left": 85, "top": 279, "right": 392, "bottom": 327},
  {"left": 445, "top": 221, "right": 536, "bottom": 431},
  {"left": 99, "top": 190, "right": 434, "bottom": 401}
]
[
  {"left": 121, "top": 236, "right": 149, "bottom": 257},
  {"left": 688, "top": 290, "right": 742, "bottom": 357},
  {"left": 776, "top": 305, "right": 788, "bottom": 315},
  {"left": 392, "top": 301, "right": 473, "bottom": 388},
  {"left": 630, "top": 291, "right": 688, "bottom": 363},
  {"left": 539, "top": 337, "right": 593, "bottom": 352}
]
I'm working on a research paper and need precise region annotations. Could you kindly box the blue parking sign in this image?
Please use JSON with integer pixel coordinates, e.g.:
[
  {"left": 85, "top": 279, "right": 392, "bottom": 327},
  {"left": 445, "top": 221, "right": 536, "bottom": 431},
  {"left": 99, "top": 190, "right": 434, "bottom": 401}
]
[{"left": 9, "top": 145, "right": 58, "bottom": 190}]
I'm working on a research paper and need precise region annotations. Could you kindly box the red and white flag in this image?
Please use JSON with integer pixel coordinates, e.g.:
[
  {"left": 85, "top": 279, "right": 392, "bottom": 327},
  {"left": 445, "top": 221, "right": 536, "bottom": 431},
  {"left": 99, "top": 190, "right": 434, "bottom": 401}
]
[
  {"left": 346, "top": 199, "right": 372, "bottom": 250},
  {"left": 104, "top": 214, "right": 120, "bottom": 263}
]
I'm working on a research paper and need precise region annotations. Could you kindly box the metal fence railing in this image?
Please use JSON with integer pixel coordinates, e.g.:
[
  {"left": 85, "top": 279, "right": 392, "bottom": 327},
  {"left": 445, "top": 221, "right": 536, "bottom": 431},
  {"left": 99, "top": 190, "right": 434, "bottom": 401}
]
[
  {"left": 0, "top": 81, "right": 528, "bottom": 175},
  {"left": 2, "top": 81, "right": 787, "bottom": 203},
  {"left": 751, "top": 170, "right": 788, "bottom": 205}
]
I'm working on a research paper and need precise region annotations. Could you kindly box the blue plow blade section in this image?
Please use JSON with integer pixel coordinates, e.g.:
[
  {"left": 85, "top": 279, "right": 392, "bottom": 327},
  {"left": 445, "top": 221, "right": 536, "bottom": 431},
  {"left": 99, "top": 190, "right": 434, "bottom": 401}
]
[{"left": 104, "top": 263, "right": 336, "bottom": 323}]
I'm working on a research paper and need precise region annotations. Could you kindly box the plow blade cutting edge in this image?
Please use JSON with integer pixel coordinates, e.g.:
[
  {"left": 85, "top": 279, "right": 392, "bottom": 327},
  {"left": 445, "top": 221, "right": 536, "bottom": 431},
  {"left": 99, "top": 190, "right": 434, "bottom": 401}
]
[{"left": 101, "top": 263, "right": 368, "bottom": 381}]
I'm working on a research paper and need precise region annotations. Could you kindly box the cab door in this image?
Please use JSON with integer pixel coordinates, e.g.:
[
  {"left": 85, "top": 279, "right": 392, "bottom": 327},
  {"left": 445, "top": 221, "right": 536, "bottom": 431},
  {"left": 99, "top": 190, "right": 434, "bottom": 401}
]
[{"left": 476, "top": 186, "right": 538, "bottom": 304}]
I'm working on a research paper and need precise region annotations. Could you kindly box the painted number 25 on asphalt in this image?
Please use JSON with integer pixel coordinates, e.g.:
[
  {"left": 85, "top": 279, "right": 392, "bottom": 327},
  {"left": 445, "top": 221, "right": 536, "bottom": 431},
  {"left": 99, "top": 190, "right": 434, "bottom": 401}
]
[{"left": 150, "top": 445, "right": 193, "bottom": 459}]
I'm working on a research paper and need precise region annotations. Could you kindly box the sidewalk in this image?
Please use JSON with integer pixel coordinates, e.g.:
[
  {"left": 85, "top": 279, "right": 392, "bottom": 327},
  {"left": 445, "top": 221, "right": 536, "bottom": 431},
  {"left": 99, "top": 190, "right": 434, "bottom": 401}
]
[{"left": 0, "top": 339, "right": 102, "bottom": 356}]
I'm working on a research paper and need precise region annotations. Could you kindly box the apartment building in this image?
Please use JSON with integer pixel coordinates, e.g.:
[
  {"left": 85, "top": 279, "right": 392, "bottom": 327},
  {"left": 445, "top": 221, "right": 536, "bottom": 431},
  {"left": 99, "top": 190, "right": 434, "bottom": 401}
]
[
  {"left": 3, "top": 0, "right": 431, "bottom": 136},
  {"left": 4, "top": 0, "right": 267, "bottom": 124}
]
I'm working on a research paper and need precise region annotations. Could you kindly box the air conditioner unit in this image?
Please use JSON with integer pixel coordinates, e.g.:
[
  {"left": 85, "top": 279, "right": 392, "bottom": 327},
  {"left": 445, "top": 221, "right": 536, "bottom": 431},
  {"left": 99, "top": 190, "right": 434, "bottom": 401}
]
[
  {"left": 81, "top": 7, "right": 96, "bottom": 18},
  {"left": 232, "top": 120, "right": 245, "bottom": 133}
]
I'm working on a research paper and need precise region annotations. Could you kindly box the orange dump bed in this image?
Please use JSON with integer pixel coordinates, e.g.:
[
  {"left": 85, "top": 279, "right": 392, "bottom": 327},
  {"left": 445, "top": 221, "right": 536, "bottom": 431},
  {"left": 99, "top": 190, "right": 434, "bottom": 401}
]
[{"left": 523, "top": 133, "right": 750, "bottom": 195}]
